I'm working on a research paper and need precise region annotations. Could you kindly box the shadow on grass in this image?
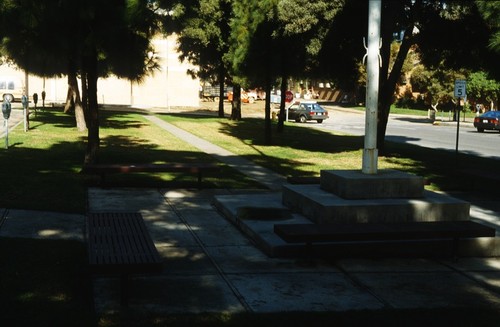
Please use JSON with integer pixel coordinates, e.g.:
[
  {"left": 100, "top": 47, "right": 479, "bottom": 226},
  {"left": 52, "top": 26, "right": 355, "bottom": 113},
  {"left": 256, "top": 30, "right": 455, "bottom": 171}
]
[
  {"left": 156, "top": 112, "right": 500, "bottom": 196},
  {"left": 159, "top": 113, "right": 365, "bottom": 178},
  {"left": 0, "top": 110, "right": 263, "bottom": 213},
  {"left": 0, "top": 238, "right": 95, "bottom": 327}
]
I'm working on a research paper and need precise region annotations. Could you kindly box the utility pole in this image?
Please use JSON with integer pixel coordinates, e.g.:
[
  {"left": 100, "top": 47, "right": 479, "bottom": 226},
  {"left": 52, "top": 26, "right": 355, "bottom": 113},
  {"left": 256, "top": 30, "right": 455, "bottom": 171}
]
[{"left": 362, "top": 0, "right": 381, "bottom": 174}]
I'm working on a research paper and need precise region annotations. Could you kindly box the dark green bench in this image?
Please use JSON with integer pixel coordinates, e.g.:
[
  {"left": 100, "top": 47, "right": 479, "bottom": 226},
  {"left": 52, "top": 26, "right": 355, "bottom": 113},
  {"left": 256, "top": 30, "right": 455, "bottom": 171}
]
[
  {"left": 274, "top": 221, "right": 496, "bottom": 258},
  {"left": 82, "top": 162, "right": 220, "bottom": 186},
  {"left": 86, "top": 212, "right": 162, "bottom": 306}
]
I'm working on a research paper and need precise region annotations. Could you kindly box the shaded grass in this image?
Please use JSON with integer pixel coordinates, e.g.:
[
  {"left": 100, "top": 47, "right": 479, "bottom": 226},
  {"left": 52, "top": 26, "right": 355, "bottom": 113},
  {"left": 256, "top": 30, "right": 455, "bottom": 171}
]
[
  {"left": 0, "top": 109, "right": 87, "bottom": 213},
  {"left": 0, "top": 109, "right": 261, "bottom": 213},
  {"left": 0, "top": 237, "right": 94, "bottom": 327}
]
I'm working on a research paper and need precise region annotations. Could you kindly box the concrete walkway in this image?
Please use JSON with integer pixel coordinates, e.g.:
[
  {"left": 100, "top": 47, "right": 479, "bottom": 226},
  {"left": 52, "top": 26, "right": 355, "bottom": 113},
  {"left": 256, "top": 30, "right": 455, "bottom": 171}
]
[
  {"left": 0, "top": 111, "right": 499, "bottom": 317},
  {"left": 144, "top": 115, "right": 286, "bottom": 191}
]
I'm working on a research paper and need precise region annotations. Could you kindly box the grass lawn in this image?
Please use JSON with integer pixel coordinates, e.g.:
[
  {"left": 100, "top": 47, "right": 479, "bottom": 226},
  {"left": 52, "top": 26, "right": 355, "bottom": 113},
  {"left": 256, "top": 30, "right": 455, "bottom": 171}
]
[
  {"left": 157, "top": 113, "right": 496, "bottom": 193},
  {"left": 0, "top": 108, "right": 261, "bottom": 213},
  {"left": 1, "top": 107, "right": 498, "bottom": 326}
]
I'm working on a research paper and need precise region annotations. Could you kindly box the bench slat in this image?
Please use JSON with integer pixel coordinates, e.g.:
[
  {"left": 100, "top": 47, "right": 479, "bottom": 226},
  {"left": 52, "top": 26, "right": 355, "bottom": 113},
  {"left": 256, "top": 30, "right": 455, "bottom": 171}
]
[
  {"left": 87, "top": 212, "right": 162, "bottom": 274},
  {"left": 274, "top": 221, "right": 496, "bottom": 243},
  {"left": 83, "top": 163, "right": 220, "bottom": 174},
  {"left": 82, "top": 162, "right": 220, "bottom": 186}
]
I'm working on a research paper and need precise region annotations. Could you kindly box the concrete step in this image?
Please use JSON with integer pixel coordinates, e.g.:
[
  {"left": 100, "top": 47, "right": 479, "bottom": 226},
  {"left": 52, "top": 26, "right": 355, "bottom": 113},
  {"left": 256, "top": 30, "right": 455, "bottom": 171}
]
[
  {"left": 320, "top": 169, "right": 424, "bottom": 199},
  {"left": 213, "top": 193, "right": 498, "bottom": 259},
  {"left": 283, "top": 184, "right": 470, "bottom": 224}
]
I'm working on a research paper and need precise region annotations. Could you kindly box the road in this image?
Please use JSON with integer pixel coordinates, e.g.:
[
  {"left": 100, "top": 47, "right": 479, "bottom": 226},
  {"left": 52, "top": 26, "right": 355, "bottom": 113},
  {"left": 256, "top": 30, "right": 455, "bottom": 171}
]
[{"left": 313, "top": 106, "right": 500, "bottom": 160}]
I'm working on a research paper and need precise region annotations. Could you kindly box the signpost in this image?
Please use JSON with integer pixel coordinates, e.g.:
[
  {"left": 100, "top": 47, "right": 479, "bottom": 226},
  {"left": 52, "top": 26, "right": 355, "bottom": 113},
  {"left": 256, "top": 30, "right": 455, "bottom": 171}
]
[{"left": 454, "top": 80, "right": 466, "bottom": 158}]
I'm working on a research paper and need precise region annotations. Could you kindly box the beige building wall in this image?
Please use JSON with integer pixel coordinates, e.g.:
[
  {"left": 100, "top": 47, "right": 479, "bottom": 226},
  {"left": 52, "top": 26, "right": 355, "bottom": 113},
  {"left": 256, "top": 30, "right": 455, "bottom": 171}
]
[{"left": 0, "top": 35, "right": 200, "bottom": 108}]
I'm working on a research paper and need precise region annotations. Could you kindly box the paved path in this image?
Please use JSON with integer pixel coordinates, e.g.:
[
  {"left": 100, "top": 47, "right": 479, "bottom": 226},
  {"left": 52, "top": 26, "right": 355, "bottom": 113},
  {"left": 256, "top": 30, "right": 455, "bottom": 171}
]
[
  {"left": 0, "top": 109, "right": 24, "bottom": 140},
  {"left": 144, "top": 115, "right": 286, "bottom": 191}
]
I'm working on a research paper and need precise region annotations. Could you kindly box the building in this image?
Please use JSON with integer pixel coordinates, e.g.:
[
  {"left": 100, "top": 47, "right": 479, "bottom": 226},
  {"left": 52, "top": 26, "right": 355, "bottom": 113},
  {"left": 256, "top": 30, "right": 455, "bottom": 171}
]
[{"left": 0, "top": 35, "right": 200, "bottom": 109}]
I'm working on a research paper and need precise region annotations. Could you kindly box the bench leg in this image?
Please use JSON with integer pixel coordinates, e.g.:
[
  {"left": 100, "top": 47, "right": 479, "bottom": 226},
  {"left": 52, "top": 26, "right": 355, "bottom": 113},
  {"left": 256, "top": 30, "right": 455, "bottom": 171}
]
[
  {"left": 452, "top": 238, "right": 459, "bottom": 261},
  {"left": 120, "top": 274, "right": 129, "bottom": 307},
  {"left": 100, "top": 173, "right": 106, "bottom": 185}
]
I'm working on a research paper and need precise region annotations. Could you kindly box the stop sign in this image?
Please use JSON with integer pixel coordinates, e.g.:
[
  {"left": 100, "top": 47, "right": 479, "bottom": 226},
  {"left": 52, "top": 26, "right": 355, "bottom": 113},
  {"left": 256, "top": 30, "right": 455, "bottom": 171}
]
[{"left": 285, "top": 91, "right": 293, "bottom": 102}]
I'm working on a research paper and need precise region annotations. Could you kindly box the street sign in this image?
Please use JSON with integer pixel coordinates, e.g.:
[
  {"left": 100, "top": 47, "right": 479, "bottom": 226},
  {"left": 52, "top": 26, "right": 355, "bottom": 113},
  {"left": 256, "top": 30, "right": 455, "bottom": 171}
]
[{"left": 454, "top": 80, "right": 466, "bottom": 98}]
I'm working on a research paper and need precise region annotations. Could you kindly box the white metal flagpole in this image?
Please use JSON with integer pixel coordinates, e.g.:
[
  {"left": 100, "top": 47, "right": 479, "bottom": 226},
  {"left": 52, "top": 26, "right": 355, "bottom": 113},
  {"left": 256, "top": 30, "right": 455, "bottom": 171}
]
[{"left": 362, "top": 0, "right": 381, "bottom": 174}]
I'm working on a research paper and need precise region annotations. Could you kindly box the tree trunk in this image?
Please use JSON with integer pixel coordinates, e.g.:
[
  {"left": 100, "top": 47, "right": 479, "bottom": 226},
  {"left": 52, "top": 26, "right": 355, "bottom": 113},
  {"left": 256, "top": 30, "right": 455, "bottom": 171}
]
[
  {"left": 277, "top": 76, "right": 288, "bottom": 133},
  {"left": 218, "top": 62, "right": 225, "bottom": 118},
  {"left": 377, "top": 5, "right": 418, "bottom": 154},
  {"left": 64, "top": 73, "right": 76, "bottom": 113},
  {"left": 84, "top": 47, "right": 99, "bottom": 164},
  {"left": 264, "top": 78, "right": 272, "bottom": 145},
  {"left": 230, "top": 85, "right": 241, "bottom": 120},
  {"left": 376, "top": 1, "right": 422, "bottom": 154},
  {"left": 64, "top": 71, "right": 87, "bottom": 132},
  {"left": 81, "top": 72, "right": 89, "bottom": 126}
]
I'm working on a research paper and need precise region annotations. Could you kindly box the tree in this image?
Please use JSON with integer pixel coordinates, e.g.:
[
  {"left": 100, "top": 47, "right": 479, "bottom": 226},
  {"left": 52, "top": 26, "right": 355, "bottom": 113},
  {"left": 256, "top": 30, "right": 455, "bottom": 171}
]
[
  {"left": 156, "top": 0, "right": 233, "bottom": 118},
  {"left": 0, "top": 0, "right": 157, "bottom": 163},
  {"left": 467, "top": 71, "right": 500, "bottom": 110},
  {"left": 320, "top": 0, "right": 498, "bottom": 154},
  {"left": 230, "top": 0, "right": 343, "bottom": 142},
  {"left": 0, "top": 0, "right": 88, "bottom": 131},
  {"left": 476, "top": 0, "right": 500, "bottom": 54},
  {"left": 411, "top": 62, "right": 466, "bottom": 118}
]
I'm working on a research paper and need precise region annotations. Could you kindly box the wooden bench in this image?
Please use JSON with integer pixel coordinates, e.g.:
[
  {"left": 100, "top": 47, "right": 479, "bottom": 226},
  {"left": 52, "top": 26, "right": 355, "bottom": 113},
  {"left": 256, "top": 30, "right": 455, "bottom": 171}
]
[
  {"left": 82, "top": 162, "right": 220, "bottom": 186},
  {"left": 274, "top": 221, "right": 496, "bottom": 258},
  {"left": 86, "top": 212, "right": 162, "bottom": 306}
]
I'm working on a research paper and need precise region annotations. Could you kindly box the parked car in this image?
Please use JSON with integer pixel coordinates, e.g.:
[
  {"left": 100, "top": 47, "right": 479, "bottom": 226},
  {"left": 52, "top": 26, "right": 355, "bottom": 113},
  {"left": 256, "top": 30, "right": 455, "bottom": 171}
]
[
  {"left": 473, "top": 111, "right": 500, "bottom": 132},
  {"left": 0, "top": 76, "right": 24, "bottom": 102},
  {"left": 287, "top": 100, "right": 329, "bottom": 123}
]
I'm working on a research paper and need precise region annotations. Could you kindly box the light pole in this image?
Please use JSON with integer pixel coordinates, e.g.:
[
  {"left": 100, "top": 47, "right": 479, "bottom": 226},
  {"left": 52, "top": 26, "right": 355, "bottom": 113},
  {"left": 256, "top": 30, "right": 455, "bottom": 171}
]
[
  {"left": 362, "top": 0, "right": 381, "bottom": 175},
  {"left": 165, "top": 36, "right": 170, "bottom": 111}
]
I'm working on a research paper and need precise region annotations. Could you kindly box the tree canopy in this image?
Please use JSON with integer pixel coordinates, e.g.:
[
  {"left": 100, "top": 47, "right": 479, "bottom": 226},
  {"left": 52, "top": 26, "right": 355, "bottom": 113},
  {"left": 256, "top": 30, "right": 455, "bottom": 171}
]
[
  {"left": 318, "top": 0, "right": 499, "bottom": 152},
  {"left": 1, "top": 0, "right": 498, "bottom": 159},
  {"left": 0, "top": 0, "right": 157, "bottom": 162}
]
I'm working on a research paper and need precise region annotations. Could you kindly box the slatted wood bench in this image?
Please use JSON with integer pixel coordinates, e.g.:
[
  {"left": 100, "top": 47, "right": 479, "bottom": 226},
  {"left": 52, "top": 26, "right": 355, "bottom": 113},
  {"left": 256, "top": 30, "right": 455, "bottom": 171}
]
[
  {"left": 82, "top": 162, "right": 220, "bottom": 186},
  {"left": 86, "top": 212, "right": 162, "bottom": 306},
  {"left": 274, "top": 221, "right": 496, "bottom": 258}
]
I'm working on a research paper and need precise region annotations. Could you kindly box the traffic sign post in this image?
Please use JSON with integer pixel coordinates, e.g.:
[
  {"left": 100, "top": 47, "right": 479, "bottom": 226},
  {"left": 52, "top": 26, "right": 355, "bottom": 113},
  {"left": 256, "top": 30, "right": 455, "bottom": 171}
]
[{"left": 454, "top": 80, "right": 466, "bottom": 162}]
